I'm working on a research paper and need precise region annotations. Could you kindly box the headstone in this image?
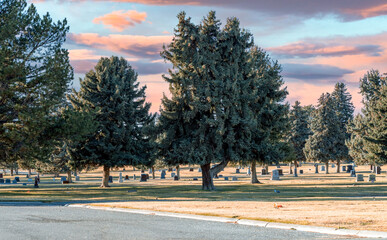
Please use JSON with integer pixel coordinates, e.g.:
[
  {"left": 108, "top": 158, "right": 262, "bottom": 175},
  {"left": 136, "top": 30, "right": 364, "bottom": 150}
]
[
  {"left": 62, "top": 180, "right": 69, "bottom": 184},
  {"left": 108, "top": 176, "right": 113, "bottom": 183},
  {"left": 271, "top": 170, "right": 280, "bottom": 180},
  {"left": 34, "top": 177, "right": 39, "bottom": 188},
  {"left": 75, "top": 176, "right": 80, "bottom": 181},
  {"left": 15, "top": 177, "right": 20, "bottom": 182},
  {"left": 193, "top": 178, "right": 198, "bottom": 181},
  {"left": 278, "top": 169, "right": 283, "bottom": 176},
  {"left": 331, "top": 164, "right": 335, "bottom": 168},
  {"left": 214, "top": 174, "right": 218, "bottom": 179},
  {"left": 232, "top": 176, "right": 238, "bottom": 181},
  {"left": 289, "top": 168, "right": 293, "bottom": 174},
  {"left": 224, "top": 177, "right": 229, "bottom": 181},
  {"left": 218, "top": 174, "right": 223, "bottom": 177},
  {"left": 12, "top": 179, "right": 17, "bottom": 184},
  {"left": 376, "top": 166, "right": 381, "bottom": 174},
  {"left": 299, "top": 170, "right": 304, "bottom": 174},
  {"left": 171, "top": 173, "right": 176, "bottom": 178},
  {"left": 346, "top": 165, "right": 353, "bottom": 173},
  {"left": 247, "top": 167, "right": 251, "bottom": 175},
  {"left": 321, "top": 165, "right": 325, "bottom": 172},
  {"left": 315, "top": 164, "right": 319, "bottom": 173},
  {"left": 140, "top": 174, "right": 147, "bottom": 182},
  {"left": 118, "top": 172, "right": 123, "bottom": 183},
  {"left": 125, "top": 175, "right": 129, "bottom": 180},
  {"left": 342, "top": 166, "right": 346, "bottom": 172},
  {"left": 5, "top": 179, "right": 11, "bottom": 184},
  {"left": 133, "top": 174, "right": 136, "bottom": 180},
  {"left": 277, "top": 165, "right": 281, "bottom": 168},
  {"left": 0, "top": 179, "right": 4, "bottom": 184},
  {"left": 370, "top": 165, "right": 373, "bottom": 171},
  {"left": 261, "top": 169, "right": 267, "bottom": 175},
  {"left": 356, "top": 174, "right": 364, "bottom": 182},
  {"left": 22, "top": 183, "right": 27, "bottom": 186},
  {"left": 236, "top": 169, "right": 240, "bottom": 174},
  {"left": 189, "top": 168, "right": 194, "bottom": 172},
  {"left": 53, "top": 178, "right": 56, "bottom": 182},
  {"left": 149, "top": 168, "right": 152, "bottom": 174},
  {"left": 0, "top": 173, "right": 3, "bottom": 178},
  {"left": 174, "top": 176, "right": 179, "bottom": 181},
  {"left": 161, "top": 170, "right": 166, "bottom": 179},
  {"left": 198, "top": 168, "right": 202, "bottom": 173},
  {"left": 294, "top": 168, "right": 298, "bottom": 177},
  {"left": 168, "top": 168, "right": 172, "bottom": 172},
  {"left": 173, "top": 168, "right": 176, "bottom": 171},
  {"left": 28, "top": 178, "right": 32, "bottom": 182},
  {"left": 146, "top": 174, "right": 150, "bottom": 180},
  {"left": 350, "top": 170, "right": 356, "bottom": 177},
  {"left": 37, "top": 175, "right": 40, "bottom": 183},
  {"left": 61, "top": 176, "right": 67, "bottom": 182},
  {"left": 368, "top": 174, "right": 376, "bottom": 183}
]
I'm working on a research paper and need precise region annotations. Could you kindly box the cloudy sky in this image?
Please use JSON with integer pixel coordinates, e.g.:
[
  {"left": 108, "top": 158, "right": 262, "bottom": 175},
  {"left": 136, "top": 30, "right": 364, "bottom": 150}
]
[{"left": 30, "top": 0, "right": 387, "bottom": 113}]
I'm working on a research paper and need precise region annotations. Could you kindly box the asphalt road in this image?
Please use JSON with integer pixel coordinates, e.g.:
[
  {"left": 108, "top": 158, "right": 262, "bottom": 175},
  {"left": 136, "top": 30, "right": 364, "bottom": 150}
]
[{"left": 0, "top": 206, "right": 363, "bottom": 240}]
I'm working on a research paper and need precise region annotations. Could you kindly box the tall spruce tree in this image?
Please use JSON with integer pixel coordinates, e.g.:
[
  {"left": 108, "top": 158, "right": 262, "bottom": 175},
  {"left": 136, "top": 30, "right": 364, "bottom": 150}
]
[
  {"left": 0, "top": 0, "right": 72, "bottom": 168},
  {"left": 304, "top": 93, "right": 346, "bottom": 173},
  {"left": 158, "top": 12, "right": 256, "bottom": 190},
  {"left": 288, "top": 101, "right": 312, "bottom": 176},
  {"left": 248, "top": 47, "right": 289, "bottom": 183},
  {"left": 69, "top": 57, "right": 154, "bottom": 187},
  {"left": 347, "top": 70, "right": 386, "bottom": 167},
  {"left": 331, "top": 82, "right": 354, "bottom": 172}
]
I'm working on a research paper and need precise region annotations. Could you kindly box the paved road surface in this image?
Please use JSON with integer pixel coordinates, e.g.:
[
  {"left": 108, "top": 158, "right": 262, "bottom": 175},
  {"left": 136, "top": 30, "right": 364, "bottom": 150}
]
[{"left": 0, "top": 206, "right": 364, "bottom": 240}]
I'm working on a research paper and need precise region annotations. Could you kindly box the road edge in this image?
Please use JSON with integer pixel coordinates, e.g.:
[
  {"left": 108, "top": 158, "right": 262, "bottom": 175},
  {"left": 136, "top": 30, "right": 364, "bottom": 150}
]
[{"left": 68, "top": 204, "right": 387, "bottom": 239}]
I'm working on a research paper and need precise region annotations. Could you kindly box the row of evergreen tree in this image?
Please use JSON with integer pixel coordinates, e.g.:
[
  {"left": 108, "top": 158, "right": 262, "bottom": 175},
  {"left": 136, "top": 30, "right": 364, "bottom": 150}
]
[{"left": 1, "top": 1, "right": 386, "bottom": 190}]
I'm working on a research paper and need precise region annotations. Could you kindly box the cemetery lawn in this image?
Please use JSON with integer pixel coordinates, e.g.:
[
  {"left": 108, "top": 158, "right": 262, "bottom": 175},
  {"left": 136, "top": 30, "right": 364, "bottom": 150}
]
[{"left": 0, "top": 165, "right": 386, "bottom": 231}]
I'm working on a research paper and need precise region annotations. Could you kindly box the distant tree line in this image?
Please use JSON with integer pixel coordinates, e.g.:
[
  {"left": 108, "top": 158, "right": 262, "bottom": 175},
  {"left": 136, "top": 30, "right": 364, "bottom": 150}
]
[{"left": 1, "top": 0, "right": 386, "bottom": 189}]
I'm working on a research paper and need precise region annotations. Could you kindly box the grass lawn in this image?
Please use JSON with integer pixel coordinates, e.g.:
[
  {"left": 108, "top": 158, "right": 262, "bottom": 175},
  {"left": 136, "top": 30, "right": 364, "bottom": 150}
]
[{"left": 1, "top": 164, "right": 386, "bottom": 231}]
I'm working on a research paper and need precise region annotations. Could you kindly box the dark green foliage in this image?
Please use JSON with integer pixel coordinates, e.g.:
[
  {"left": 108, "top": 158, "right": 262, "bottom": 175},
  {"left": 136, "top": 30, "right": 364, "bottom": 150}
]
[
  {"left": 304, "top": 93, "right": 346, "bottom": 170},
  {"left": 347, "top": 70, "right": 386, "bottom": 165},
  {"left": 288, "top": 101, "right": 312, "bottom": 163},
  {"left": 158, "top": 11, "right": 288, "bottom": 189},
  {"left": 0, "top": 0, "right": 72, "bottom": 167},
  {"left": 331, "top": 82, "right": 354, "bottom": 161},
  {"left": 69, "top": 56, "right": 155, "bottom": 186}
]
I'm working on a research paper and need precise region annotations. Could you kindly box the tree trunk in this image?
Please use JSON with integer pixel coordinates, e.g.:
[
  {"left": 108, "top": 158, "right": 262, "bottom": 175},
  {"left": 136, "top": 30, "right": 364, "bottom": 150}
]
[
  {"left": 251, "top": 160, "right": 260, "bottom": 183},
  {"left": 289, "top": 162, "right": 293, "bottom": 174},
  {"left": 74, "top": 170, "right": 77, "bottom": 177},
  {"left": 176, "top": 165, "right": 180, "bottom": 180},
  {"left": 336, "top": 160, "right": 340, "bottom": 173},
  {"left": 28, "top": 169, "right": 32, "bottom": 176},
  {"left": 152, "top": 166, "right": 155, "bottom": 179},
  {"left": 15, "top": 167, "right": 18, "bottom": 175},
  {"left": 201, "top": 163, "right": 215, "bottom": 190},
  {"left": 325, "top": 162, "right": 329, "bottom": 174},
  {"left": 10, "top": 167, "right": 13, "bottom": 176},
  {"left": 101, "top": 165, "right": 110, "bottom": 188},
  {"left": 294, "top": 160, "right": 298, "bottom": 177},
  {"left": 373, "top": 164, "right": 377, "bottom": 173},
  {"left": 67, "top": 170, "right": 72, "bottom": 183}
]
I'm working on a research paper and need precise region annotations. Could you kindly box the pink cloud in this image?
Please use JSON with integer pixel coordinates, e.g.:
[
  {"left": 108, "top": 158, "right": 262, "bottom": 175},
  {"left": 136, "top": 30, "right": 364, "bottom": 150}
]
[
  {"left": 93, "top": 10, "right": 147, "bottom": 32},
  {"left": 68, "top": 33, "right": 172, "bottom": 59}
]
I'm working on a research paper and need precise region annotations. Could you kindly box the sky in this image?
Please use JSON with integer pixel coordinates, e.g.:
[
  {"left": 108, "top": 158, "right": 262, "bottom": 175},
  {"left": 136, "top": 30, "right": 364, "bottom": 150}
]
[{"left": 30, "top": 0, "right": 387, "bottom": 113}]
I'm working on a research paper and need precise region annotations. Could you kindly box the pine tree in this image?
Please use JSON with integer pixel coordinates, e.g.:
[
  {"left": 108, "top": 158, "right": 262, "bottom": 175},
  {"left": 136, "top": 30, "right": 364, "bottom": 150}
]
[
  {"left": 288, "top": 101, "right": 312, "bottom": 176},
  {"left": 248, "top": 47, "right": 289, "bottom": 183},
  {"left": 158, "top": 12, "right": 256, "bottom": 190},
  {"left": 0, "top": 0, "right": 72, "bottom": 168},
  {"left": 304, "top": 93, "right": 346, "bottom": 173},
  {"left": 69, "top": 57, "right": 155, "bottom": 187},
  {"left": 347, "top": 70, "right": 386, "bottom": 167},
  {"left": 331, "top": 82, "right": 354, "bottom": 172}
]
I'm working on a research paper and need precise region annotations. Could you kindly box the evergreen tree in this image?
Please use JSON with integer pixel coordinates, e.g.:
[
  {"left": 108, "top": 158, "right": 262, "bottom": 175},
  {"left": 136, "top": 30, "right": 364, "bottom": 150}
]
[
  {"left": 158, "top": 12, "right": 256, "bottom": 190},
  {"left": 69, "top": 57, "right": 155, "bottom": 187},
  {"left": 248, "top": 47, "right": 289, "bottom": 183},
  {"left": 287, "top": 101, "right": 312, "bottom": 176},
  {"left": 347, "top": 70, "right": 386, "bottom": 167},
  {"left": 331, "top": 82, "right": 354, "bottom": 172},
  {"left": 346, "top": 114, "right": 369, "bottom": 164},
  {"left": 304, "top": 93, "right": 346, "bottom": 173},
  {"left": 0, "top": 0, "right": 72, "bottom": 167}
]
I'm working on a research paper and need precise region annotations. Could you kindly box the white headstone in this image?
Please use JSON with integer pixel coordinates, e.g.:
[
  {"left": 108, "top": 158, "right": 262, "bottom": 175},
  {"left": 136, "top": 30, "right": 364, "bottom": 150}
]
[
  {"left": 271, "top": 170, "right": 280, "bottom": 180},
  {"left": 118, "top": 172, "right": 123, "bottom": 183}
]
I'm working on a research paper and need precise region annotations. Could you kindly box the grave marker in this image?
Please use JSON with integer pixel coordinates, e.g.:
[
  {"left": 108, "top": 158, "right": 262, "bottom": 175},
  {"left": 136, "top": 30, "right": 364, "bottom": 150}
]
[
  {"left": 174, "top": 176, "right": 179, "bottom": 181},
  {"left": 125, "top": 175, "right": 129, "bottom": 180},
  {"left": 368, "top": 174, "right": 376, "bottom": 183},
  {"left": 236, "top": 169, "right": 240, "bottom": 174},
  {"left": 14, "top": 177, "right": 20, "bottom": 182},
  {"left": 193, "top": 178, "right": 198, "bottom": 181},
  {"left": 198, "top": 168, "right": 202, "bottom": 173},
  {"left": 161, "top": 170, "right": 166, "bottom": 179},
  {"left": 321, "top": 165, "right": 325, "bottom": 172},
  {"left": 108, "top": 176, "right": 113, "bottom": 183},
  {"left": 315, "top": 164, "right": 319, "bottom": 173},
  {"left": 342, "top": 166, "right": 346, "bottom": 172},
  {"left": 224, "top": 177, "right": 229, "bottom": 181},
  {"left": 271, "top": 170, "right": 280, "bottom": 180},
  {"left": 356, "top": 174, "right": 364, "bottom": 182},
  {"left": 5, "top": 179, "right": 11, "bottom": 184},
  {"left": 34, "top": 177, "right": 39, "bottom": 188},
  {"left": 350, "top": 170, "right": 356, "bottom": 177},
  {"left": 346, "top": 165, "right": 353, "bottom": 173},
  {"left": 171, "top": 173, "right": 176, "bottom": 178},
  {"left": 189, "top": 168, "right": 194, "bottom": 172},
  {"left": 232, "top": 177, "right": 238, "bottom": 181},
  {"left": 75, "top": 176, "right": 80, "bottom": 181},
  {"left": 278, "top": 169, "right": 283, "bottom": 176},
  {"left": 140, "top": 174, "right": 147, "bottom": 182},
  {"left": 61, "top": 176, "right": 66, "bottom": 182},
  {"left": 376, "top": 166, "right": 381, "bottom": 174},
  {"left": 247, "top": 167, "right": 251, "bottom": 175},
  {"left": 299, "top": 170, "right": 304, "bottom": 174},
  {"left": 261, "top": 169, "right": 267, "bottom": 175},
  {"left": 0, "top": 179, "right": 4, "bottom": 184},
  {"left": 133, "top": 174, "right": 136, "bottom": 180},
  {"left": 118, "top": 173, "right": 123, "bottom": 183},
  {"left": 0, "top": 173, "right": 3, "bottom": 178}
]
